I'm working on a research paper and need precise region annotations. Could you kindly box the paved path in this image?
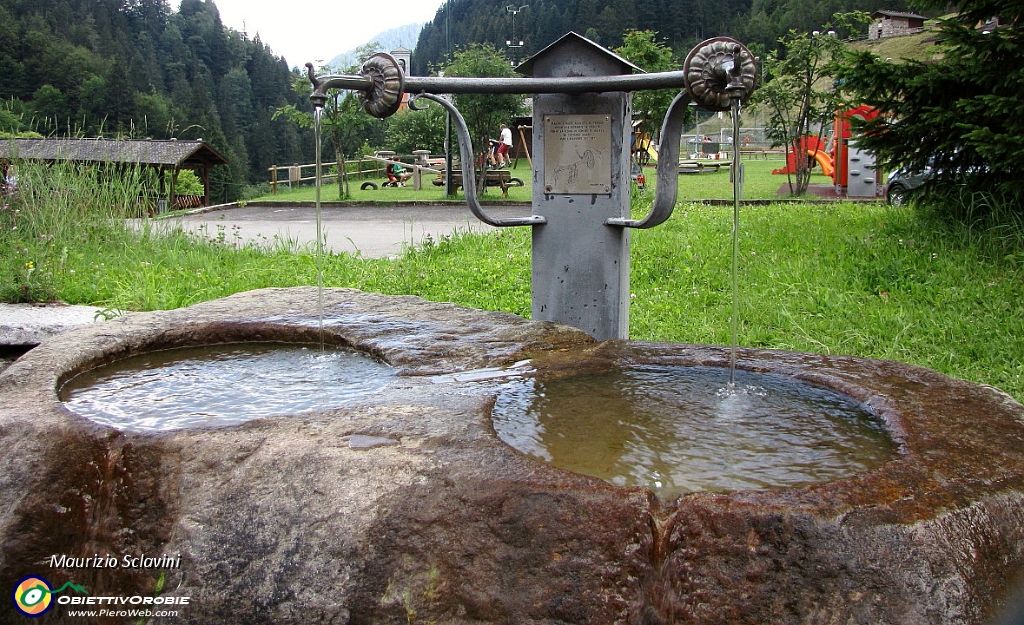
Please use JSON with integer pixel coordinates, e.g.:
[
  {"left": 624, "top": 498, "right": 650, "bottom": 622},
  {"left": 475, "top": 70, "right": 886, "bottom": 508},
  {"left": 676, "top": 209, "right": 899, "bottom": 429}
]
[
  {"left": 149, "top": 203, "right": 533, "bottom": 259},
  {"left": 2, "top": 203, "right": 534, "bottom": 356}
]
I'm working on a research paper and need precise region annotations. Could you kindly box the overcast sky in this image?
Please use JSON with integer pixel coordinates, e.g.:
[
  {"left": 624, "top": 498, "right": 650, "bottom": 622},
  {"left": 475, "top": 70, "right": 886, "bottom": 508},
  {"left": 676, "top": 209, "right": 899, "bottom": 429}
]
[{"left": 178, "top": 0, "right": 447, "bottom": 69}]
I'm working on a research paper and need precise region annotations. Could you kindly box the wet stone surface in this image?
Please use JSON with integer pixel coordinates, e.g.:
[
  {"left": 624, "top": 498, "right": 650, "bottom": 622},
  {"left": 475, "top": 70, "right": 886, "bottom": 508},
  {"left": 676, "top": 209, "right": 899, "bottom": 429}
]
[{"left": 1, "top": 287, "right": 1023, "bottom": 624}]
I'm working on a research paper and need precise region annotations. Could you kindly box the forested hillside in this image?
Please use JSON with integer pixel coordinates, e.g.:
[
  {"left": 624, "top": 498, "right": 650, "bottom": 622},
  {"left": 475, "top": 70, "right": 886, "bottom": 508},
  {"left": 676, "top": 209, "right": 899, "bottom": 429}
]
[
  {"left": 327, "top": 23, "right": 425, "bottom": 70},
  {"left": 413, "top": 0, "right": 922, "bottom": 73},
  {"left": 0, "top": 0, "right": 309, "bottom": 201}
]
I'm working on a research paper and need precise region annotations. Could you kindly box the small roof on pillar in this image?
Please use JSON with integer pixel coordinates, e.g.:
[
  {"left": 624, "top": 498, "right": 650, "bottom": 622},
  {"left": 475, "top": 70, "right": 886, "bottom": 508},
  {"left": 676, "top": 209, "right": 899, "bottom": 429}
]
[{"left": 516, "top": 31, "right": 643, "bottom": 77}]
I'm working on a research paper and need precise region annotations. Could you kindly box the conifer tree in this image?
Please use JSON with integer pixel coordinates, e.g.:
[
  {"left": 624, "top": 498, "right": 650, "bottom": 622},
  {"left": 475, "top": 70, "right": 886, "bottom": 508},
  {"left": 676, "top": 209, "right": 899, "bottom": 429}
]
[{"left": 838, "top": 0, "right": 1024, "bottom": 211}]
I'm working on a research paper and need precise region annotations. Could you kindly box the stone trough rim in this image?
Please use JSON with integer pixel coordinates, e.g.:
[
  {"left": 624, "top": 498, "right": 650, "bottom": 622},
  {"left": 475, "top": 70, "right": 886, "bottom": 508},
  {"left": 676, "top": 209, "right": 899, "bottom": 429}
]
[
  {"left": 3, "top": 287, "right": 1024, "bottom": 623},
  {"left": 4, "top": 287, "right": 1022, "bottom": 516}
]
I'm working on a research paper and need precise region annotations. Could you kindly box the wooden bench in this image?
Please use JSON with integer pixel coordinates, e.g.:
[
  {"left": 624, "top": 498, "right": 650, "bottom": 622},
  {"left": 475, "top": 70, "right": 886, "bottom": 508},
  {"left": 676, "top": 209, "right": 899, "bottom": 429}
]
[
  {"left": 740, "top": 149, "right": 786, "bottom": 160},
  {"left": 678, "top": 161, "right": 724, "bottom": 174},
  {"left": 432, "top": 169, "right": 524, "bottom": 197}
]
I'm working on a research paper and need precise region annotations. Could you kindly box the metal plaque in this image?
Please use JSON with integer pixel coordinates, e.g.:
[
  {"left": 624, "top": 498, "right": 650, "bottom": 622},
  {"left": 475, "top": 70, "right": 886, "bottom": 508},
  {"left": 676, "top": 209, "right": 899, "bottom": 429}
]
[{"left": 543, "top": 114, "right": 612, "bottom": 194}]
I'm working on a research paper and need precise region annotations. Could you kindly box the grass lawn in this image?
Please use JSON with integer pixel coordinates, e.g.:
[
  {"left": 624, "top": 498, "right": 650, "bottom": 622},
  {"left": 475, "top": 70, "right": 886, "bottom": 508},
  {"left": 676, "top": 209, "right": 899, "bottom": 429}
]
[
  {"left": 253, "top": 156, "right": 824, "bottom": 204},
  {"left": 3, "top": 160, "right": 1021, "bottom": 403}
]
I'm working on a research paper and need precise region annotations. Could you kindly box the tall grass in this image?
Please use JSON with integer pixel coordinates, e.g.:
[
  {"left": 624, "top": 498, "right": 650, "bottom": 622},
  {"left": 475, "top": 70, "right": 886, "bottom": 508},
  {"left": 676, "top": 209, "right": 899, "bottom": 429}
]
[
  {"left": 630, "top": 202, "right": 1023, "bottom": 399},
  {"left": 1, "top": 161, "right": 151, "bottom": 302},
  {"left": 916, "top": 185, "right": 1024, "bottom": 256},
  {"left": 2, "top": 160, "right": 1021, "bottom": 401}
]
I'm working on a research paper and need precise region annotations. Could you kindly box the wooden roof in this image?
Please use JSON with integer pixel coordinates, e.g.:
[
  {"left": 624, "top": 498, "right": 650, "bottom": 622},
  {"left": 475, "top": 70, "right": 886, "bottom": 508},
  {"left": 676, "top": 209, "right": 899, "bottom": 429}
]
[
  {"left": 870, "top": 10, "right": 926, "bottom": 21},
  {"left": 0, "top": 138, "right": 228, "bottom": 168}
]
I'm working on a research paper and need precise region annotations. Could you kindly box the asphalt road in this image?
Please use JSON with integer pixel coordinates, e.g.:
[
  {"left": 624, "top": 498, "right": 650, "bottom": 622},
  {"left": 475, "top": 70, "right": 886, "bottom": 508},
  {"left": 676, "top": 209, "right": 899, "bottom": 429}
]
[{"left": 149, "top": 203, "right": 533, "bottom": 258}]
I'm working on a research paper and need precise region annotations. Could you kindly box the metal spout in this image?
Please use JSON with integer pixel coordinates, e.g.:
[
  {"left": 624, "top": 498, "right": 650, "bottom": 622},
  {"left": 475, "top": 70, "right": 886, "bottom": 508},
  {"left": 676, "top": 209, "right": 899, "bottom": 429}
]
[
  {"left": 724, "top": 45, "right": 750, "bottom": 102},
  {"left": 611, "top": 38, "right": 758, "bottom": 229},
  {"left": 306, "top": 62, "right": 330, "bottom": 111}
]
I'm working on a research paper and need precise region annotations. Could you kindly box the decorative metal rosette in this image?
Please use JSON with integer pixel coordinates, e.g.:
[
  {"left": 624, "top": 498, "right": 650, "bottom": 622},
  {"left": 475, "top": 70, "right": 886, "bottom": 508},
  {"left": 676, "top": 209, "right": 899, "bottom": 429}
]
[
  {"left": 684, "top": 38, "right": 757, "bottom": 111},
  {"left": 358, "top": 53, "right": 405, "bottom": 119}
]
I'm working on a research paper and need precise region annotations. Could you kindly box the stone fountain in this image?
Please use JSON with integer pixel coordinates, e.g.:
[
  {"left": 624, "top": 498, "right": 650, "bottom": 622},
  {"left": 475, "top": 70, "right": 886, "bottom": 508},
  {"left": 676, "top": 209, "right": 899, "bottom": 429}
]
[
  {"left": 1, "top": 287, "right": 1023, "bottom": 623},
  {"left": 3, "top": 33, "right": 1024, "bottom": 624}
]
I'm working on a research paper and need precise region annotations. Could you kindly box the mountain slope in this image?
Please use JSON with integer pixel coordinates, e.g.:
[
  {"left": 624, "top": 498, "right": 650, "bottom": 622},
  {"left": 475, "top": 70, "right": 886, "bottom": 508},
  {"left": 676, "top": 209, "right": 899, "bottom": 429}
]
[{"left": 326, "top": 22, "right": 425, "bottom": 70}]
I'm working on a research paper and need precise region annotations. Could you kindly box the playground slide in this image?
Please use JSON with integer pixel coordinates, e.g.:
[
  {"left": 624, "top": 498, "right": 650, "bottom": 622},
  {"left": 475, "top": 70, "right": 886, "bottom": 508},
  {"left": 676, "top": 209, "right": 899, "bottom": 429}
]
[
  {"left": 812, "top": 150, "right": 834, "bottom": 178},
  {"left": 772, "top": 149, "right": 835, "bottom": 179}
]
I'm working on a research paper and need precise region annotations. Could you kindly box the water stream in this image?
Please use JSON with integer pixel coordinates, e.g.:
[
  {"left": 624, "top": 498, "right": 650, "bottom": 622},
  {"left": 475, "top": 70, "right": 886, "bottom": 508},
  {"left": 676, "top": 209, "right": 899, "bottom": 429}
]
[
  {"left": 313, "top": 106, "right": 325, "bottom": 351},
  {"left": 729, "top": 97, "right": 743, "bottom": 387}
]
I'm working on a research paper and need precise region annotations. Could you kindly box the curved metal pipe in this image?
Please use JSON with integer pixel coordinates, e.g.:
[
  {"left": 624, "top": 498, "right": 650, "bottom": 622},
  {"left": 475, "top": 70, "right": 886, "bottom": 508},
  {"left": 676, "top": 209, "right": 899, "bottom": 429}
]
[
  {"left": 410, "top": 94, "right": 545, "bottom": 228},
  {"left": 606, "top": 90, "right": 691, "bottom": 229}
]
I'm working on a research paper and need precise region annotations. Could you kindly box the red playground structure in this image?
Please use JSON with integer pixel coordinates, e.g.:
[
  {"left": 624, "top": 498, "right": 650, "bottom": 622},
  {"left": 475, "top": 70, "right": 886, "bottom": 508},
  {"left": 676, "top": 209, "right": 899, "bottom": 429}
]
[
  {"left": 772, "top": 135, "right": 834, "bottom": 178},
  {"left": 771, "top": 105, "right": 882, "bottom": 197}
]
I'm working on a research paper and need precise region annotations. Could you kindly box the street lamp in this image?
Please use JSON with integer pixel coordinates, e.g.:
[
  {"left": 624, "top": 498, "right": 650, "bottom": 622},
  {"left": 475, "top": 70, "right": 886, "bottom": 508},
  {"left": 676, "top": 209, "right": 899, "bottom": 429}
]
[
  {"left": 505, "top": 4, "right": 528, "bottom": 65},
  {"left": 445, "top": 0, "right": 454, "bottom": 196},
  {"left": 688, "top": 101, "right": 702, "bottom": 157}
]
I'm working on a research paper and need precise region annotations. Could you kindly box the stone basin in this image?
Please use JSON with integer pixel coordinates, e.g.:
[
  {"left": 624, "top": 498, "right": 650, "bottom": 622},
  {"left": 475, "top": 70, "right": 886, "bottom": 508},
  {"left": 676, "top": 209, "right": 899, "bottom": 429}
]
[{"left": 1, "top": 287, "right": 1023, "bottom": 624}]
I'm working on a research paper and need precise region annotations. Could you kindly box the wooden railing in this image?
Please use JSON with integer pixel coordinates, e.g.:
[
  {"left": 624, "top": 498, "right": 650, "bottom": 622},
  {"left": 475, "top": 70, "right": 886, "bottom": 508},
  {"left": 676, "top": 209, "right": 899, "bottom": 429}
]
[
  {"left": 175, "top": 194, "right": 205, "bottom": 209},
  {"left": 268, "top": 153, "right": 446, "bottom": 193},
  {"left": 268, "top": 159, "right": 383, "bottom": 194}
]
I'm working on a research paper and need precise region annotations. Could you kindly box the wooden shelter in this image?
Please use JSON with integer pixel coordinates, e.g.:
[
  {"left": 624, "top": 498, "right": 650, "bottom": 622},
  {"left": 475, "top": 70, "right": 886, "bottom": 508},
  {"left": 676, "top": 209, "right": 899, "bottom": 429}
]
[
  {"left": 0, "top": 138, "right": 228, "bottom": 211},
  {"left": 868, "top": 10, "right": 927, "bottom": 39}
]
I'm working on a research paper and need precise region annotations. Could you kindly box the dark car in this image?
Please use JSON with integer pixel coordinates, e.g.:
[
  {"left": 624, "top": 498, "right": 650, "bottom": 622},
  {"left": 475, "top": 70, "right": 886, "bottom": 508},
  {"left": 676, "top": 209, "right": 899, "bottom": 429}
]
[
  {"left": 885, "top": 153, "right": 981, "bottom": 206},
  {"left": 885, "top": 166, "right": 930, "bottom": 206}
]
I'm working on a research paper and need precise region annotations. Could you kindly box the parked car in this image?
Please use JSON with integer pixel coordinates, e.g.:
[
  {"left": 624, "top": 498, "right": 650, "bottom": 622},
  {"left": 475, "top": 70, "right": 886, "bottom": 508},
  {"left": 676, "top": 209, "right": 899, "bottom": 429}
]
[
  {"left": 885, "top": 152, "right": 981, "bottom": 206},
  {"left": 885, "top": 165, "right": 930, "bottom": 206}
]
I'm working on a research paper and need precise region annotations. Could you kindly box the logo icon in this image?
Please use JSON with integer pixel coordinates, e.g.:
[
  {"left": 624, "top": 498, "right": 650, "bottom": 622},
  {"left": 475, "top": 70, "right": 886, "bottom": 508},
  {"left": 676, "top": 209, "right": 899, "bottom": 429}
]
[
  {"left": 12, "top": 576, "right": 52, "bottom": 617},
  {"left": 11, "top": 576, "right": 88, "bottom": 618}
]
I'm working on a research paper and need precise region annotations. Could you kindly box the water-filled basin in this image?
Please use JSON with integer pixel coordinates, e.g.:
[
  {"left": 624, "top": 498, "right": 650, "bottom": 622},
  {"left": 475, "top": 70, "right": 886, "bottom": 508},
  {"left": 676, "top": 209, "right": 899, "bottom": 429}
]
[
  {"left": 492, "top": 365, "right": 894, "bottom": 498},
  {"left": 59, "top": 342, "right": 394, "bottom": 432}
]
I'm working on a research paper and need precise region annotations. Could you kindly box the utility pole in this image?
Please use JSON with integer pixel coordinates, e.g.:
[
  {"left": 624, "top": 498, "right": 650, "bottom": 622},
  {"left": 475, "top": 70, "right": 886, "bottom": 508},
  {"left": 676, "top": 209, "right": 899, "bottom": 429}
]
[
  {"left": 445, "top": 0, "right": 454, "bottom": 196},
  {"left": 505, "top": 5, "right": 528, "bottom": 66}
]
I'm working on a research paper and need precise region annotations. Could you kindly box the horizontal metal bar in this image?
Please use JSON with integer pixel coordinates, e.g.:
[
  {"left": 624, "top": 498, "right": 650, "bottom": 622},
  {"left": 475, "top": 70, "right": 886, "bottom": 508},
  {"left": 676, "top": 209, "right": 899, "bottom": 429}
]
[
  {"left": 407, "top": 72, "right": 689, "bottom": 94},
  {"left": 313, "top": 71, "right": 690, "bottom": 96}
]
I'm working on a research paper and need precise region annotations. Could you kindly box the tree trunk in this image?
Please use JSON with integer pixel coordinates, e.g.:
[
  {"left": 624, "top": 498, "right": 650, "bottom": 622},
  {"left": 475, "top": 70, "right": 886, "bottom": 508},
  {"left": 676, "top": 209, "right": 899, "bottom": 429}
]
[
  {"left": 476, "top": 143, "right": 488, "bottom": 196},
  {"left": 331, "top": 141, "right": 348, "bottom": 200}
]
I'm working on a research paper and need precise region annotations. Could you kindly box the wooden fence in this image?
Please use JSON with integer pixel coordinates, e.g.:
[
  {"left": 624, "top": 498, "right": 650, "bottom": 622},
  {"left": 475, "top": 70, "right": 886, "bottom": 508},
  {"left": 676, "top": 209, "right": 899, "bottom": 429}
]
[
  {"left": 269, "top": 153, "right": 446, "bottom": 193},
  {"left": 268, "top": 159, "right": 386, "bottom": 194}
]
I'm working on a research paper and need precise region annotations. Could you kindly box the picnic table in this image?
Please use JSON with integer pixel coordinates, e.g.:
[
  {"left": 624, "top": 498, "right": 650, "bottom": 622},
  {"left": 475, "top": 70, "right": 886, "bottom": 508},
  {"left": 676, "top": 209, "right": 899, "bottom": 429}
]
[
  {"left": 678, "top": 160, "right": 728, "bottom": 174},
  {"left": 740, "top": 148, "right": 786, "bottom": 159},
  {"left": 363, "top": 153, "right": 442, "bottom": 190},
  {"left": 433, "top": 169, "right": 524, "bottom": 197}
]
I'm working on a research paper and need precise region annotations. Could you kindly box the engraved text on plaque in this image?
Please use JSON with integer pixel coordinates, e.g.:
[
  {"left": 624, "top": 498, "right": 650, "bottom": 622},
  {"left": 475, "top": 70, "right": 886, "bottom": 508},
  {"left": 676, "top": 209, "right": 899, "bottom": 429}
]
[{"left": 543, "top": 114, "right": 612, "bottom": 195}]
